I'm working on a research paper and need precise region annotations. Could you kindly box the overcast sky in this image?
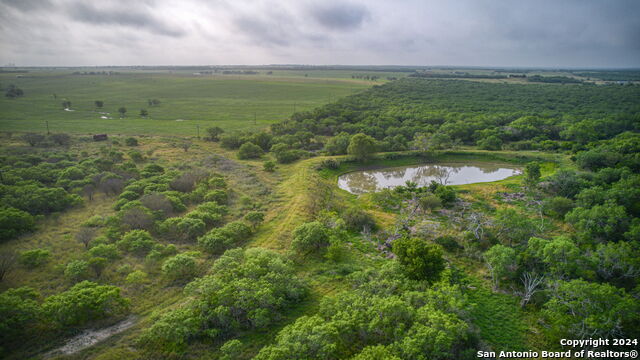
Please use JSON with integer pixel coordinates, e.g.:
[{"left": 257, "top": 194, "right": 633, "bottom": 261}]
[{"left": 1, "top": 0, "right": 638, "bottom": 68}]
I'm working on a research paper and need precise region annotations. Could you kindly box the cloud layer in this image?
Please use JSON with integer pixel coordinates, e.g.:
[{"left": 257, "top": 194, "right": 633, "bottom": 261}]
[{"left": 0, "top": 0, "right": 638, "bottom": 67}]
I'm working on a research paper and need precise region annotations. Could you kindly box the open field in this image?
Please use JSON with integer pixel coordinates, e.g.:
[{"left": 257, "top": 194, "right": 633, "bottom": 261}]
[{"left": 0, "top": 70, "right": 372, "bottom": 136}]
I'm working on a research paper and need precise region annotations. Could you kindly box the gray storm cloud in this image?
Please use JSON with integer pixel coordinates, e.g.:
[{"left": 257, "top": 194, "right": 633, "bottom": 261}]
[
  {"left": 0, "top": 0, "right": 638, "bottom": 67},
  {"left": 310, "top": 2, "right": 370, "bottom": 30},
  {"left": 67, "top": 2, "right": 185, "bottom": 37}
]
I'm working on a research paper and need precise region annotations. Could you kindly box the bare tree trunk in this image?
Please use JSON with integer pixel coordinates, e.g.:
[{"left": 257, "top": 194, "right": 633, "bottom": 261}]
[{"left": 520, "top": 272, "right": 544, "bottom": 307}]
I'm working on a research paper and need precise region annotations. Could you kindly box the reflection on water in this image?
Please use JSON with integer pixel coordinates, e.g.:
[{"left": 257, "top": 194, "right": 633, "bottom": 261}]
[{"left": 338, "top": 162, "right": 521, "bottom": 194}]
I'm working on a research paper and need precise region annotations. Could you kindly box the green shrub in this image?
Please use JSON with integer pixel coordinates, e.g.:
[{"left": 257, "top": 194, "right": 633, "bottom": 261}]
[
  {"left": 292, "top": 222, "right": 330, "bottom": 255},
  {"left": 342, "top": 207, "right": 376, "bottom": 231},
  {"left": 128, "top": 150, "right": 144, "bottom": 162},
  {"left": 88, "top": 257, "right": 108, "bottom": 277},
  {"left": 418, "top": 194, "right": 442, "bottom": 211},
  {"left": 198, "top": 221, "right": 251, "bottom": 254},
  {"left": 19, "top": 249, "right": 51, "bottom": 268},
  {"left": 434, "top": 236, "right": 462, "bottom": 252},
  {"left": 117, "top": 230, "right": 155, "bottom": 255},
  {"left": 64, "top": 260, "right": 91, "bottom": 282},
  {"left": 204, "top": 190, "right": 228, "bottom": 205},
  {"left": 0, "top": 287, "right": 42, "bottom": 346},
  {"left": 185, "top": 210, "right": 223, "bottom": 227},
  {"left": 125, "top": 137, "right": 139, "bottom": 146},
  {"left": 244, "top": 211, "right": 265, "bottom": 229},
  {"left": 392, "top": 237, "right": 445, "bottom": 281},
  {"left": 220, "top": 339, "right": 242, "bottom": 360},
  {"left": 434, "top": 186, "right": 456, "bottom": 206},
  {"left": 42, "top": 281, "right": 129, "bottom": 326},
  {"left": 0, "top": 207, "right": 36, "bottom": 242},
  {"left": 238, "top": 142, "right": 264, "bottom": 159},
  {"left": 125, "top": 270, "right": 149, "bottom": 286},
  {"left": 162, "top": 253, "right": 199, "bottom": 283},
  {"left": 477, "top": 135, "right": 503, "bottom": 150},
  {"left": 82, "top": 215, "right": 105, "bottom": 227},
  {"left": 88, "top": 244, "right": 119, "bottom": 260},
  {"left": 543, "top": 196, "right": 575, "bottom": 219},
  {"left": 263, "top": 160, "right": 276, "bottom": 172},
  {"left": 159, "top": 217, "right": 206, "bottom": 242}
]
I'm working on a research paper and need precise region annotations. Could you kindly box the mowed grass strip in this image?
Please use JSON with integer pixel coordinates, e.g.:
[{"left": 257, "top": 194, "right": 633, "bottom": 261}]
[{"left": 0, "top": 72, "right": 370, "bottom": 135}]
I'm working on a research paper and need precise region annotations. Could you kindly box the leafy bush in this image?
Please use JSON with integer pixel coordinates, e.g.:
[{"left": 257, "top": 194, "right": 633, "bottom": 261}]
[
  {"left": 1, "top": 185, "right": 81, "bottom": 215},
  {"left": 263, "top": 160, "right": 276, "bottom": 172},
  {"left": 434, "top": 236, "right": 462, "bottom": 252},
  {"left": 494, "top": 208, "right": 538, "bottom": 246},
  {"left": 88, "top": 244, "right": 119, "bottom": 260},
  {"left": 238, "top": 142, "right": 264, "bottom": 159},
  {"left": 347, "top": 133, "right": 376, "bottom": 162},
  {"left": 204, "top": 189, "right": 228, "bottom": 205},
  {"left": 543, "top": 280, "right": 639, "bottom": 339},
  {"left": 125, "top": 137, "right": 139, "bottom": 146},
  {"left": 565, "top": 201, "right": 630, "bottom": 242},
  {"left": 292, "top": 222, "right": 330, "bottom": 255},
  {"left": 162, "top": 253, "right": 199, "bottom": 283},
  {"left": 220, "top": 339, "right": 243, "bottom": 360},
  {"left": 244, "top": 211, "right": 265, "bottom": 229},
  {"left": 43, "top": 281, "right": 129, "bottom": 326},
  {"left": 0, "top": 207, "right": 35, "bottom": 242},
  {"left": 138, "top": 248, "right": 306, "bottom": 354},
  {"left": 64, "top": 260, "right": 91, "bottom": 282},
  {"left": 392, "top": 237, "right": 445, "bottom": 281},
  {"left": 418, "top": 194, "right": 442, "bottom": 211},
  {"left": 434, "top": 185, "right": 457, "bottom": 206},
  {"left": 185, "top": 210, "right": 223, "bottom": 227},
  {"left": 342, "top": 207, "right": 376, "bottom": 231},
  {"left": 255, "top": 263, "right": 471, "bottom": 360},
  {"left": 483, "top": 244, "right": 516, "bottom": 289},
  {"left": 206, "top": 126, "right": 224, "bottom": 141},
  {"left": 542, "top": 197, "right": 575, "bottom": 219},
  {"left": 128, "top": 150, "right": 144, "bottom": 163},
  {"left": 19, "top": 249, "right": 50, "bottom": 268},
  {"left": 477, "top": 135, "right": 503, "bottom": 150},
  {"left": 160, "top": 217, "right": 206, "bottom": 243},
  {"left": 198, "top": 221, "right": 251, "bottom": 254},
  {"left": 117, "top": 230, "right": 156, "bottom": 255},
  {"left": 0, "top": 287, "right": 41, "bottom": 346},
  {"left": 125, "top": 270, "right": 149, "bottom": 286}
]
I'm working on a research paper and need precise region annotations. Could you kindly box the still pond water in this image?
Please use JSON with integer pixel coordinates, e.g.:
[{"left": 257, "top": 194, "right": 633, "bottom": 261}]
[{"left": 338, "top": 162, "right": 521, "bottom": 194}]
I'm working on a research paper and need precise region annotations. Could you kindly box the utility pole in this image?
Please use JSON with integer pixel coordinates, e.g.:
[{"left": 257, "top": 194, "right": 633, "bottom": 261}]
[
  {"left": 45, "top": 120, "right": 50, "bottom": 135},
  {"left": 196, "top": 125, "right": 200, "bottom": 139},
  {"left": 254, "top": 113, "right": 257, "bottom": 125}
]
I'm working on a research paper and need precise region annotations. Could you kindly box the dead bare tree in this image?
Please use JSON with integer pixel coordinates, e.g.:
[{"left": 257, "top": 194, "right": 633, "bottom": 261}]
[
  {"left": 532, "top": 199, "right": 546, "bottom": 233},
  {"left": 467, "top": 212, "right": 491, "bottom": 242},
  {"left": 520, "top": 272, "right": 545, "bottom": 307},
  {"left": 121, "top": 207, "right": 154, "bottom": 230},
  {"left": 434, "top": 166, "right": 453, "bottom": 185},
  {"left": 82, "top": 184, "right": 96, "bottom": 201},
  {"left": 0, "top": 251, "right": 17, "bottom": 282},
  {"left": 99, "top": 177, "right": 124, "bottom": 196},
  {"left": 76, "top": 227, "right": 96, "bottom": 248}
]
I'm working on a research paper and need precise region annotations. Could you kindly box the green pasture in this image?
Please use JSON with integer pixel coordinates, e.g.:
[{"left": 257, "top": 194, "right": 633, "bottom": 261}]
[{"left": 0, "top": 71, "right": 370, "bottom": 136}]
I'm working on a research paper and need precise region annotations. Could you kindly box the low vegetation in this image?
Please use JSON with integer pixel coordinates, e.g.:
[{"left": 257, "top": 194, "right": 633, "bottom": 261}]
[{"left": 1, "top": 72, "right": 638, "bottom": 359}]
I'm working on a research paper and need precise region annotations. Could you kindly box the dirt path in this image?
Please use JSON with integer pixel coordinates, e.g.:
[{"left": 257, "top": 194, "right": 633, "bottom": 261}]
[{"left": 44, "top": 316, "right": 137, "bottom": 357}]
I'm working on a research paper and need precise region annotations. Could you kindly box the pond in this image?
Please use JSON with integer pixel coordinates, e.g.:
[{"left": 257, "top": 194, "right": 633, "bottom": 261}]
[{"left": 338, "top": 162, "right": 521, "bottom": 194}]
